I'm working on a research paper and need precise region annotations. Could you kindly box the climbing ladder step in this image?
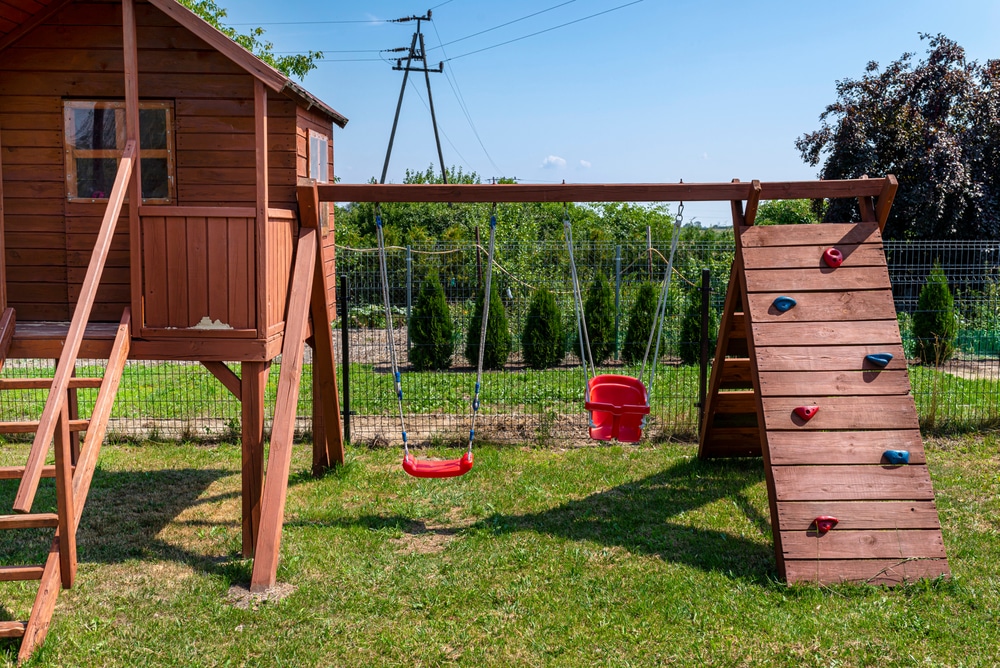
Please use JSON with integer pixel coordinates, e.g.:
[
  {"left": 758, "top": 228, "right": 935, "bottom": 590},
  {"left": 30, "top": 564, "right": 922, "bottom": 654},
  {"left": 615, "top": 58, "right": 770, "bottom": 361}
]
[
  {"left": 728, "top": 312, "right": 746, "bottom": 339},
  {"left": 767, "top": 429, "right": 925, "bottom": 465},
  {"left": 0, "top": 378, "right": 104, "bottom": 391},
  {"left": 742, "top": 243, "right": 887, "bottom": 270},
  {"left": 780, "top": 529, "right": 947, "bottom": 560},
  {"left": 0, "top": 419, "right": 90, "bottom": 434},
  {"left": 745, "top": 266, "right": 891, "bottom": 293},
  {"left": 0, "top": 566, "right": 45, "bottom": 583},
  {"left": 762, "top": 395, "right": 918, "bottom": 430},
  {"left": 713, "top": 391, "right": 757, "bottom": 414},
  {"left": 758, "top": 370, "right": 911, "bottom": 397},
  {"left": 747, "top": 290, "right": 896, "bottom": 322},
  {"left": 0, "top": 465, "right": 66, "bottom": 481},
  {"left": 0, "top": 621, "right": 28, "bottom": 639},
  {"left": 0, "top": 514, "right": 59, "bottom": 530},
  {"left": 776, "top": 500, "right": 942, "bottom": 530},
  {"left": 755, "top": 344, "right": 907, "bottom": 371},
  {"left": 717, "top": 358, "right": 752, "bottom": 388},
  {"left": 752, "top": 320, "right": 901, "bottom": 347},
  {"left": 784, "top": 558, "right": 951, "bottom": 586},
  {"left": 739, "top": 221, "right": 880, "bottom": 247},
  {"left": 771, "top": 465, "right": 935, "bottom": 501}
]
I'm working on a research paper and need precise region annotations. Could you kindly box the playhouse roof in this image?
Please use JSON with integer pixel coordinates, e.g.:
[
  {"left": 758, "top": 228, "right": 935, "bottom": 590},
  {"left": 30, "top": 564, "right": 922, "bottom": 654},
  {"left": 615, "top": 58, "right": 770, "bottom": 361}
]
[{"left": 0, "top": 0, "right": 348, "bottom": 128}]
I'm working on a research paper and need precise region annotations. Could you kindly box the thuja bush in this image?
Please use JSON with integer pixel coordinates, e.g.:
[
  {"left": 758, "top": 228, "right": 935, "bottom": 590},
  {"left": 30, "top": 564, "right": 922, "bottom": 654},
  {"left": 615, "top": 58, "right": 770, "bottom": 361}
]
[
  {"left": 913, "top": 262, "right": 958, "bottom": 364},
  {"left": 522, "top": 287, "right": 564, "bottom": 369},
  {"left": 679, "top": 285, "right": 718, "bottom": 365},
  {"left": 622, "top": 283, "right": 657, "bottom": 365},
  {"left": 409, "top": 270, "right": 454, "bottom": 371},
  {"left": 577, "top": 271, "right": 616, "bottom": 365},
  {"left": 465, "top": 281, "right": 512, "bottom": 370}
]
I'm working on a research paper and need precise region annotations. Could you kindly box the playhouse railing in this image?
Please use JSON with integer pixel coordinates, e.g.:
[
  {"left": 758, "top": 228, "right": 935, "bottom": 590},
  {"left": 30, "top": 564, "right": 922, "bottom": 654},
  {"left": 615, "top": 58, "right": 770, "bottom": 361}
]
[{"left": 13, "top": 140, "right": 136, "bottom": 513}]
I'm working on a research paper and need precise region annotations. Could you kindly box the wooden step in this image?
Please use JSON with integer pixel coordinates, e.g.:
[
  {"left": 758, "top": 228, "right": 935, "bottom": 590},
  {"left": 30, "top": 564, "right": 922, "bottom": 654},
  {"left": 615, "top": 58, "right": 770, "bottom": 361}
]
[
  {"left": 0, "top": 377, "right": 104, "bottom": 391},
  {"left": 0, "top": 465, "right": 66, "bottom": 481},
  {"left": 0, "top": 566, "right": 45, "bottom": 583},
  {"left": 713, "top": 391, "right": 757, "bottom": 414},
  {"left": 0, "top": 513, "right": 59, "bottom": 530},
  {"left": 0, "top": 419, "right": 89, "bottom": 434},
  {"left": 0, "top": 620, "right": 28, "bottom": 639}
]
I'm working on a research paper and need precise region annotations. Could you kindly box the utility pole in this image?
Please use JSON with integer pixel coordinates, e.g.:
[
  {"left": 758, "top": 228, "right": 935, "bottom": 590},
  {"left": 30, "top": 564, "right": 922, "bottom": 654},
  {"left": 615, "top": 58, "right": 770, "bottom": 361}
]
[{"left": 380, "top": 10, "right": 448, "bottom": 184}]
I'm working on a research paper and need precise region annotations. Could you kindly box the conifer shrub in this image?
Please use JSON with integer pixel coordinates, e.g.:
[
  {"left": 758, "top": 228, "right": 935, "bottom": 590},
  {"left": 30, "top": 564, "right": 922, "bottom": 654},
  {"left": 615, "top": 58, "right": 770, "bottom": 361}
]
[
  {"left": 409, "top": 270, "right": 454, "bottom": 371},
  {"left": 913, "top": 261, "right": 958, "bottom": 364},
  {"left": 522, "top": 287, "right": 564, "bottom": 369},
  {"left": 465, "top": 281, "right": 511, "bottom": 370},
  {"left": 679, "top": 285, "right": 718, "bottom": 365},
  {"left": 622, "top": 283, "right": 657, "bottom": 365},
  {"left": 576, "top": 271, "right": 616, "bottom": 365}
]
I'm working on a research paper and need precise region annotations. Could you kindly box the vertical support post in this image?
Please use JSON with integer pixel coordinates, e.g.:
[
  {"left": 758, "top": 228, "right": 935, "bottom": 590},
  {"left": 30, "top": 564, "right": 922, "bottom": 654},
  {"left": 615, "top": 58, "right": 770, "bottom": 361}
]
[
  {"left": 241, "top": 361, "right": 268, "bottom": 557},
  {"left": 67, "top": 367, "right": 80, "bottom": 465},
  {"left": 698, "top": 268, "right": 711, "bottom": 431},
  {"left": 254, "top": 79, "right": 270, "bottom": 338},
  {"left": 122, "top": 0, "right": 143, "bottom": 336},
  {"left": 614, "top": 244, "right": 621, "bottom": 360},
  {"left": 340, "top": 274, "right": 351, "bottom": 445},
  {"left": 0, "top": 125, "right": 6, "bottom": 311},
  {"left": 646, "top": 226, "right": 653, "bottom": 280},
  {"left": 380, "top": 32, "right": 419, "bottom": 184},
  {"left": 406, "top": 245, "right": 412, "bottom": 352},
  {"left": 53, "top": 402, "right": 76, "bottom": 589},
  {"left": 418, "top": 30, "right": 447, "bottom": 183}
]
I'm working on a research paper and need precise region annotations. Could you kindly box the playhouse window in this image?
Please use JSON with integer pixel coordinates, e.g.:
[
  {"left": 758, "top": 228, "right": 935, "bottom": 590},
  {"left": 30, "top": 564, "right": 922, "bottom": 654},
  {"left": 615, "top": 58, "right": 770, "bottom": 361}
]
[
  {"left": 308, "top": 130, "right": 329, "bottom": 183},
  {"left": 64, "top": 100, "right": 175, "bottom": 203}
]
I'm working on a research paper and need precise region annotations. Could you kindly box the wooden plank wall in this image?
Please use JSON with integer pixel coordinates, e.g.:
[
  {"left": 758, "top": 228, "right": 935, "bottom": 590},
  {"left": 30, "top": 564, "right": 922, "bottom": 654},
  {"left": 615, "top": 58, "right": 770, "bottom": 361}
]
[
  {"left": 265, "top": 208, "right": 294, "bottom": 335},
  {"left": 141, "top": 211, "right": 256, "bottom": 332},
  {"left": 295, "top": 106, "right": 336, "bottom": 317},
  {"left": 0, "top": 0, "right": 301, "bottom": 323},
  {"left": 739, "top": 222, "right": 950, "bottom": 585}
]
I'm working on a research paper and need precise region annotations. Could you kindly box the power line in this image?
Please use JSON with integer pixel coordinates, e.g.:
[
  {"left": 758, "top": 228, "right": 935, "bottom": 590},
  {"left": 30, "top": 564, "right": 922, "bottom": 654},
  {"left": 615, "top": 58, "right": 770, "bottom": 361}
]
[
  {"left": 230, "top": 18, "right": 391, "bottom": 26},
  {"left": 427, "top": 0, "right": 578, "bottom": 51},
  {"left": 444, "top": 0, "right": 646, "bottom": 62}
]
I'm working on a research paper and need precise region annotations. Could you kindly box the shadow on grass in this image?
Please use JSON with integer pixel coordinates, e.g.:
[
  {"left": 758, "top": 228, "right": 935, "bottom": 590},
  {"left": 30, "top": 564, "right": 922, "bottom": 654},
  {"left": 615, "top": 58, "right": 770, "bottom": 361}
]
[{"left": 332, "top": 457, "right": 777, "bottom": 583}]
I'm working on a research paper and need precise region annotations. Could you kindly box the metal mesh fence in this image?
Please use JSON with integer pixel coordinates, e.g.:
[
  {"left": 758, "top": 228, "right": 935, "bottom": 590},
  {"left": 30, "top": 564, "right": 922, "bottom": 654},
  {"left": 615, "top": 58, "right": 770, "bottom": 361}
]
[{"left": 1, "top": 239, "right": 996, "bottom": 444}]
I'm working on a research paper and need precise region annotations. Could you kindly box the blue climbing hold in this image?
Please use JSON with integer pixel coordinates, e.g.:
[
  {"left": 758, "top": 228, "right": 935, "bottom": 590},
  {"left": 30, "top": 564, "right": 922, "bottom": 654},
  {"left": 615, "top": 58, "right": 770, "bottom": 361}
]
[
  {"left": 883, "top": 449, "right": 910, "bottom": 465},
  {"left": 772, "top": 296, "right": 797, "bottom": 313},
  {"left": 865, "top": 353, "right": 893, "bottom": 368}
]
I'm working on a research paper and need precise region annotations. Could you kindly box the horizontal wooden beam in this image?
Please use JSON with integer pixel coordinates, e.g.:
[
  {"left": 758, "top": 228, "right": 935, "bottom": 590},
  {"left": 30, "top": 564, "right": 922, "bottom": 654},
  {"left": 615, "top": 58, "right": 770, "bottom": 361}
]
[
  {"left": 138, "top": 206, "right": 256, "bottom": 218},
  {"left": 317, "top": 178, "right": 891, "bottom": 204}
]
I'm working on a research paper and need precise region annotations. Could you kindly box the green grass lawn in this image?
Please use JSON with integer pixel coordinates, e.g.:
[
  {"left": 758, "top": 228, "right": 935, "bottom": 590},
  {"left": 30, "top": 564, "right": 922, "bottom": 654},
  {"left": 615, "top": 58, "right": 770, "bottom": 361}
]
[{"left": 2, "top": 434, "right": 998, "bottom": 667}]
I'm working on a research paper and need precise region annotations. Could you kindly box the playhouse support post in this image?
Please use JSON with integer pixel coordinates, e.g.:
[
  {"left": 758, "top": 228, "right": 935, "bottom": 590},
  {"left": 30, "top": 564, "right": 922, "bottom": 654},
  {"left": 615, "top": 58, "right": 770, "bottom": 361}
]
[{"left": 241, "top": 361, "right": 268, "bottom": 557}]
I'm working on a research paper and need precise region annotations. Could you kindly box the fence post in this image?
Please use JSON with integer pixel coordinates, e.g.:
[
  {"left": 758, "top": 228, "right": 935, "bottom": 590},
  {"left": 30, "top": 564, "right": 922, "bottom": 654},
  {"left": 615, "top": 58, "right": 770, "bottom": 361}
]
[
  {"left": 646, "top": 226, "right": 653, "bottom": 280},
  {"left": 339, "top": 274, "right": 351, "bottom": 445},
  {"left": 406, "top": 245, "right": 412, "bottom": 352},
  {"left": 698, "top": 268, "right": 711, "bottom": 432},
  {"left": 614, "top": 244, "right": 622, "bottom": 360}
]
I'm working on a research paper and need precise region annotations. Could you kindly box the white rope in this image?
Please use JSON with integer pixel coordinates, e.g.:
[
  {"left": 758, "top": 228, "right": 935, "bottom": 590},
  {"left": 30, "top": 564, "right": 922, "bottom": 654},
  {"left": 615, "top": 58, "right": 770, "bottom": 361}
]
[{"left": 374, "top": 205, "right": 409, "bottom": 456}]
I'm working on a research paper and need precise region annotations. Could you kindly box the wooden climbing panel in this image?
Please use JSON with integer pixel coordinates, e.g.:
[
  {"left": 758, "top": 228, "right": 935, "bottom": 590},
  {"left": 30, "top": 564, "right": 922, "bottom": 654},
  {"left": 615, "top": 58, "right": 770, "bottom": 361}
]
[{"left": 699, "top": 184, "right": 951, "bottom": 586}]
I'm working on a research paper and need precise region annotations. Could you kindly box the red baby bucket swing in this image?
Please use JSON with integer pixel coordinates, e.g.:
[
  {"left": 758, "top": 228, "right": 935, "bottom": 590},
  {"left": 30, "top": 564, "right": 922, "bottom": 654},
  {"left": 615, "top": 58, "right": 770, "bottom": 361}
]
[{"left": 562, "top": 201, "right": 685, "bottom": 442}]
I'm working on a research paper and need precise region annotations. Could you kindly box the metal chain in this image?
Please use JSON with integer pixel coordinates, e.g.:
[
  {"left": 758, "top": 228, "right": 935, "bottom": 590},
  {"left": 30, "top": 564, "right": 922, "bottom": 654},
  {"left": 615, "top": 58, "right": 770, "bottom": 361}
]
[{"left": 374, "top": 204, "right": 410, "bottom": 456}]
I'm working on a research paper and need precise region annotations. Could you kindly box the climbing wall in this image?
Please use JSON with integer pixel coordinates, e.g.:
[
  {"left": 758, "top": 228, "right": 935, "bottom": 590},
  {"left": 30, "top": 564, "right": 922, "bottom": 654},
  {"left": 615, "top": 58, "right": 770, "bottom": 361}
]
[{"left": 700, "top": 220, "right": 951, "bottom": 585}]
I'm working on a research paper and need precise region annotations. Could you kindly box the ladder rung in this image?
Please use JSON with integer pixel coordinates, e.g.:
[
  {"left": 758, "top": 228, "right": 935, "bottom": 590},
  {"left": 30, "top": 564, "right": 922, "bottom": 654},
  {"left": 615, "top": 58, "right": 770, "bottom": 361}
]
[
  {"left": 0, "top": 513, "right": 59, "bottom": 530},
  {"left": 0, "top": 620, "right": 28, "bottom": 638},
  {"left": 0, "top": 377, "right": 104, "bottom": 390},
  {"left": 0, "top": 465, "right": 67, "bottom": 480},
  {"left": 0, "top": 419, "right": 90, "bottom": 434},
  {"left": 0, "top": 565, "right": 44, "bottom": 583}
]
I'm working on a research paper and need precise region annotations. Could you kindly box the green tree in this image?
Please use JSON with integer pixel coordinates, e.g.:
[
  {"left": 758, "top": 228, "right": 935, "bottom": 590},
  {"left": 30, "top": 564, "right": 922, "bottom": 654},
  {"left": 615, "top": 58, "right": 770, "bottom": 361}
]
[
  {"left": 180, "top": 0, "right": 321, "bottom": 78},
  {"left": 465, "top": 282, "right": 511, "bottom": 370},
  {"left": 621, "top": 283, "right": 657, "bottom": 365},
  {"left": 755, "top": 200, "right": 823, "bottom": 225},
  {"left": 522, "top": 288, "right": 564, "bottom": 369},
  {"left": 679, "top": 285, "right": 719, "bottom": 365},
  {"left": 797, "top": 34, "right": 1000, "bottom": 240},
  {"left": 408, "top": 270, "right": 454, "bottom": 371},
  {"left": 577, "top": 272, "right": 616, "bottom": 365},
  {"left": 913, "top": 262, "right": 958, "bottom": 364}
]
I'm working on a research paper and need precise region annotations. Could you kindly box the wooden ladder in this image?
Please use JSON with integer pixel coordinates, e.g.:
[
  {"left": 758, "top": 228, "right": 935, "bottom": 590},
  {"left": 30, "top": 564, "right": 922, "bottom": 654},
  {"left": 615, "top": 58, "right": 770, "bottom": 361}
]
[{"left": 0, "top": 308, "right": 131, "bottom": 661}]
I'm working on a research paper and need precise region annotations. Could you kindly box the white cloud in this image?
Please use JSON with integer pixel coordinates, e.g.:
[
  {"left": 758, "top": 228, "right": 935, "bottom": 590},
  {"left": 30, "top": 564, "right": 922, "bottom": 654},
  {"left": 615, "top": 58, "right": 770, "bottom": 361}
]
[
  {"left": 541, "top": 155, "right": 567, "bottom": 169},
  {"left": 579, "top": 159, "right": 592, "bottom": 168},
  {"left": 703, "top": 152, "right": 709, "bottom": 160}
]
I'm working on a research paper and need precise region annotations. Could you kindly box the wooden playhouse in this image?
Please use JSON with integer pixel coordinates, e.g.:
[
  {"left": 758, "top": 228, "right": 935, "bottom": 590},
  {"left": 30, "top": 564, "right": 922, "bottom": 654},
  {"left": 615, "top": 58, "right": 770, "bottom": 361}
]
[{"left": 0, "top": 0, "right": 346, "bottom": 658}]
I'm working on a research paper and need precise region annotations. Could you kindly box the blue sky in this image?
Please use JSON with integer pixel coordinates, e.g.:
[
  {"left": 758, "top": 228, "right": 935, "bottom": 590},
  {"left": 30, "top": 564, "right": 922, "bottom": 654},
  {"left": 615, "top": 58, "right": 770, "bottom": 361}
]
[{"left": 225, "top": 0, "right": 999, "bottom": 225}]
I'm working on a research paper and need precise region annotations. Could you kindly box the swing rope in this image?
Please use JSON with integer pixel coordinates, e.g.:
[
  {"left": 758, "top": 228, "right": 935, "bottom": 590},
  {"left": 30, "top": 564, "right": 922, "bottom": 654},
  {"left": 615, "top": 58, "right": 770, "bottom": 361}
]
[{"left": 467, "top": 204, "right": 499, "bottom": 455}]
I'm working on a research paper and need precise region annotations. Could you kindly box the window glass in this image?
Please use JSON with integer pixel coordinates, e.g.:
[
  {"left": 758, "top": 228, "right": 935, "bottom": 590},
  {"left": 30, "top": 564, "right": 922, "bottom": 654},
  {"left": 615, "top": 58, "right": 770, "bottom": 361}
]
[
  {"left": 71, "top": 106, "right": 118, "bottom": 151},
  {"left": 139, "top": 108, "right": 168, "bottom": 150},
  {"left": 309, "top": 131, "right": 329, "bottom": 183},
  {"left": 75, "top": 158, "right": 119, "bottom": 199}
]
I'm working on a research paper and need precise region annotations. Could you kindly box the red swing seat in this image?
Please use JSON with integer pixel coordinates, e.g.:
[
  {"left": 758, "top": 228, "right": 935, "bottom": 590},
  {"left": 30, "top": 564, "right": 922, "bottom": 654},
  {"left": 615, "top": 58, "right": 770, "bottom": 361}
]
[
  {"left": 402, "top": 451, "right": 474, "bottom": 479},
  {"left": 585, "top": 374, "right": 650, "bottom": 443}
]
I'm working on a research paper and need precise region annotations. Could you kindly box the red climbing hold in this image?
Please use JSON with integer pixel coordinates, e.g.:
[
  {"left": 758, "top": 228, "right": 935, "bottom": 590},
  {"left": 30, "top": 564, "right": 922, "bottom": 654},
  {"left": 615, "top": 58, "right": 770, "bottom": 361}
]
[
  {"left": 793, "top": 405, "right": 819, "bottom": 421},
  {"left": 814, "top": 516, "right": 838, "bottom": 535},
  {"left": 823, "top": 247, "right": 844, "bottom": 268}
]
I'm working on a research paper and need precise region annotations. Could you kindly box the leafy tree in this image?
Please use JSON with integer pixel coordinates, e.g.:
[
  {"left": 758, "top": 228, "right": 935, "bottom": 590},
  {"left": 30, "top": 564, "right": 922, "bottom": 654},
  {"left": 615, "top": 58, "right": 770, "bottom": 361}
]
[
  {"left": 409, "top": 270, "right": 454, "bottom": 371},
  {"left": 797, "top": 34, "right": 1000, "bottom": 240},
  {"left": 621, "top": 283, "right": 657, "bottom": 365},
  {"left": 913, "top": 262, "right": 958, "bottom": 364},
  {"left": 522, "top": 288, "right": 565, "bottom": 369},
  {"left": 465, "top": 282, "right": 511, "bottom": 370},
  {"left": 755, "top": 200, "right": 823, "bottom": 226},
  {"left": 180, "top": 0, "right": 321, "bottom": 78},
  {"left": 679, "top": 285, "right": 719, "bottom": 365},
  {"left": 576, "top": 272, "right": 616, "bottom": 365}
]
